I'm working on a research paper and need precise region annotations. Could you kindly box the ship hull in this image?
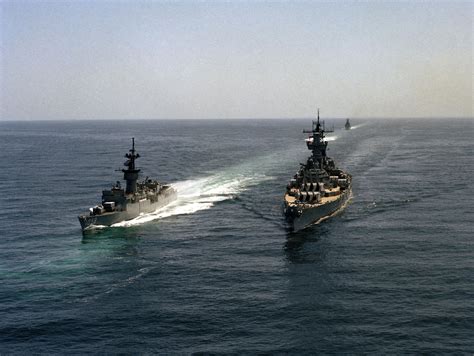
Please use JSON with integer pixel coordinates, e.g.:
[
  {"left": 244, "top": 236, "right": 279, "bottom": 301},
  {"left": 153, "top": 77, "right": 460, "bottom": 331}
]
[
  {"left": 286, "top": 188, "right": 351, "bottom": 232},
  {"left": 78, "top": 189, "right": 177, "bottom": 232}
]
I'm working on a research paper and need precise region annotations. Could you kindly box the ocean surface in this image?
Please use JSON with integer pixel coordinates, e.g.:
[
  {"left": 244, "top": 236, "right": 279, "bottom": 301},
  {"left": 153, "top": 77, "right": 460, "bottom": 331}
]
[{"left": 0, "top": 118, "right": 472, "bottom": 354}]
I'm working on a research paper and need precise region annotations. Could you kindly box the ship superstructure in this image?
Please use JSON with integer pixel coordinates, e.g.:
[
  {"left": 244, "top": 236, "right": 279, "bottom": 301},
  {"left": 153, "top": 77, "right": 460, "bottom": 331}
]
[
  {"left": 284, "top": 111, "right": 352, "bottom": 232},
  {"left": 78, "top": 138, "right": 177, "bottom": 231}
]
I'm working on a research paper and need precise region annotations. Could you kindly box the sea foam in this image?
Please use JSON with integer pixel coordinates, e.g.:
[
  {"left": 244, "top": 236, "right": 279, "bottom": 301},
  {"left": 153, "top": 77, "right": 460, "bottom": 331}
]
[{"left": 112, "top": 172, "right": 269, "bottom": 227}]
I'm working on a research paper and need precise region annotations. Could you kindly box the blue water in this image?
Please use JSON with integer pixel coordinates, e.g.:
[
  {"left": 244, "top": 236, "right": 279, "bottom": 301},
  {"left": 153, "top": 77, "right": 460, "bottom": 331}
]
[{"left": 0, "top": 118, "right": 473, "bottom": 353}]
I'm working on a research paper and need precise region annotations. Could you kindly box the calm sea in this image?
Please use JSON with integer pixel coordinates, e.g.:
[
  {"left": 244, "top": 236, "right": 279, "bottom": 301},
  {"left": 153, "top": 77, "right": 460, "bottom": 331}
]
[{"left": 0, "top": 118, "right": 472, "bottom": 353}]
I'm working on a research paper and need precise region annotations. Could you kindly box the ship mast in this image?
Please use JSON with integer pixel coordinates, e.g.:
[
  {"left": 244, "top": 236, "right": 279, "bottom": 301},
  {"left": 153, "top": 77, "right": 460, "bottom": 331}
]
[
  {"left": 303, "top": 109, "right": 330, "bottom": 168},
  {"left": 122, "top": 138, "right": 141, "bottom": 194}
]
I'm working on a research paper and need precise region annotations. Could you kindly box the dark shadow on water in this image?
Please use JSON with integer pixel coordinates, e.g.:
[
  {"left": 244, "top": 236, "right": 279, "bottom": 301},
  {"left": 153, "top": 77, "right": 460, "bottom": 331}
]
[
  {"left": 284, "top": 224, "right": 330, "bottom": 264},
  {"left": 79, "top": 227, "right": 143, "bottom": 261},
  {"left": 81, "top": 225, "right": 142, "bottom": 244}
]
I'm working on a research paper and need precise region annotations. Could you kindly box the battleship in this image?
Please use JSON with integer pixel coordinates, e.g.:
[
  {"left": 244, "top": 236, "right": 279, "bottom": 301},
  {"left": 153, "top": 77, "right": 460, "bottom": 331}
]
[
  {"left": 345, "top": 118, "right": 351, "bottom": 130},
  {"left": 284, "top": 111, "right": 352, "bottom": 232},
  {"left": 78, "top": 138, "right": 177, "bottom": 231}
]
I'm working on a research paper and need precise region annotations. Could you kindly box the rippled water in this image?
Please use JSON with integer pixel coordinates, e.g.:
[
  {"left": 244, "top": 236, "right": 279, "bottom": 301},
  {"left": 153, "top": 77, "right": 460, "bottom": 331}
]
[{"left": 0, "top": 118, "right": 472, "bottom": 353}]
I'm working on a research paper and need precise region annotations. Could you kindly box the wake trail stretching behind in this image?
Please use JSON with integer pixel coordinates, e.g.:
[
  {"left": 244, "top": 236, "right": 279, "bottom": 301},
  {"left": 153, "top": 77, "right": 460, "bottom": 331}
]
[
  {"left": 112, "top": 169, "right": 271, "bottom": 228},
  {"left": 350, "top": 122, "right": 367, "bottom": 130}
]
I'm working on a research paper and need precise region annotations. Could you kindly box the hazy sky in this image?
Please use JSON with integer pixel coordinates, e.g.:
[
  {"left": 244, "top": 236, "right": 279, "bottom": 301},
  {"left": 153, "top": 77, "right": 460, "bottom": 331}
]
[{"left": 1, "top": 1, "right": 472, "bottom": 120}]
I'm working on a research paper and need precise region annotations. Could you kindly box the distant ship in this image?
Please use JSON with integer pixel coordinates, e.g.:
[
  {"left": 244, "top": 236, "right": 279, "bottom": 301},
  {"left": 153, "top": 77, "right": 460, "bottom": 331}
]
[
  {"left": 345, "top": 118, "right": 351, "bottom": 130},
  {"left": 284, "top": 111, "right": 352, "bottom": 232},
  {"left": 78, "top": 138, "right": 177, "bottom": 231}
]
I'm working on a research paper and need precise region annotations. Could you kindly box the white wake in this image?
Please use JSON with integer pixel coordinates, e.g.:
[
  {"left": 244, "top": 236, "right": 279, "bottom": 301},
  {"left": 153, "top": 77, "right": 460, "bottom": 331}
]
[
  {"left": 112, "top": 171, "right": 270, "bottom": 228},
  {"left": 349, "top": 122, "right": 367, "bottom": 130}
]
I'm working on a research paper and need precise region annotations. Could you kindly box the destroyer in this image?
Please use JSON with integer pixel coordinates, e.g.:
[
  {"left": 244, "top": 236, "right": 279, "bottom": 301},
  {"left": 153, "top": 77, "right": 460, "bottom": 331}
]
[
  {"left": 284, "top": 111, "right": 352, "bottom": 232},
  {"left": 78, "top": 138, "right": 177, "bottom": 231}
]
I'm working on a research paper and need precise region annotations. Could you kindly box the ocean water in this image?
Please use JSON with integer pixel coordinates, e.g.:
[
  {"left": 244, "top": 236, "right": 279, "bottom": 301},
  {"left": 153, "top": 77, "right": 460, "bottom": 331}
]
[{"left": 0, "top": 118, "right": 472, "bottom": 353}]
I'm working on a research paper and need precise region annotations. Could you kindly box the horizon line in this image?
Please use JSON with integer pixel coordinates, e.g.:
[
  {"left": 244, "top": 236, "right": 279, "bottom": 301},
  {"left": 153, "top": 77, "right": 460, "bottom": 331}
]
[{"left": 1, "top": 116, "right": 473, "bottom": 123}]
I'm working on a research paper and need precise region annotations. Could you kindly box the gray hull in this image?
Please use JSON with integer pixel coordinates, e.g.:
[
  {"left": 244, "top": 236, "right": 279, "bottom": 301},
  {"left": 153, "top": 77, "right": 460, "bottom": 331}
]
[
  {"left": 78, "top": 190, "right": 177, "bottom": 231},
  {"left": 289, "top": 188, "right": 351, "bottom": 232}
]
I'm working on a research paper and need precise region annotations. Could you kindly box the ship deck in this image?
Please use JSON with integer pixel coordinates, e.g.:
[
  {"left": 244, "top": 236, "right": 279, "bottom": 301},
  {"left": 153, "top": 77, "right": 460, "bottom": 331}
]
[{"left": 284, "top": 191, "right": 342, "bottom": 207}]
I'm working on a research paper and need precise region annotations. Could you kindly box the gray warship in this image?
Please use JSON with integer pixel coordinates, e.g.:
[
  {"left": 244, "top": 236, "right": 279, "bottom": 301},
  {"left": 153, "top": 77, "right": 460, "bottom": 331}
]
[
  {"left": 284, "top": 111, "right": 352, "bottom": 232},
  {"left": 78, "top": 138, "right": 177, "bottom": 231},
  {"left": 345, "top": 118, "right": 351, "bottom": 130}
]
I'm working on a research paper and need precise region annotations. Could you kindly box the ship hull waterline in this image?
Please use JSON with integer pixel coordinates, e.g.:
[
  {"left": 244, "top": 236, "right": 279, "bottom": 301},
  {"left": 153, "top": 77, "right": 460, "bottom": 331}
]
[{"left": 78, "top": 190, "right": 177, "bottom": 232}]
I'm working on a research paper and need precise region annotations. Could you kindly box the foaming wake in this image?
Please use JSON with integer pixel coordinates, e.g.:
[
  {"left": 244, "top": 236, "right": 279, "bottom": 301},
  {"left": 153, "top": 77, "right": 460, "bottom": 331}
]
[
  {"left": 83, "top": 224, "right": 108, "bottom": 231},
  {"left": 350, "top": 122, "right": 367, "bottom": 130},
  {"left": 112, "top": 172, "right": 271, "bottom": 228}
]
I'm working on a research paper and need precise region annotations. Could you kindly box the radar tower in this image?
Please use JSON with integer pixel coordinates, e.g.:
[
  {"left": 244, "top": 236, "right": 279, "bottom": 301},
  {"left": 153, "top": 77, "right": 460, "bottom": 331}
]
[
  {"left": 303, "top": 109, "right": 332, "bottom": 168},
  {"left": 122, "top": 138, "right": 141, "bottom": 194}
]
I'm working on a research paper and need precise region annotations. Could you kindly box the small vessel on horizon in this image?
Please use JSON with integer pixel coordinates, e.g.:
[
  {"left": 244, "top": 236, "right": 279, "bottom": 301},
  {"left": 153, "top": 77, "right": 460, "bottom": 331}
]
[
  {"left": 78, "top": 138, "right": 177, "bottom": 232},
  {"left": 284, "top": 110, "right": 352, "bottom": 232},
  {"left": 345, "top": 118, "right": 351, "bottom": 130}
]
